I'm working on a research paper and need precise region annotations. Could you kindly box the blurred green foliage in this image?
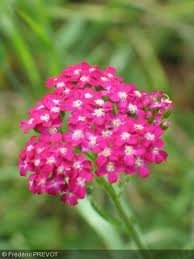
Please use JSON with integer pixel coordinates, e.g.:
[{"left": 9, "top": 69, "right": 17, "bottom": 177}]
[{"left": 0, "top": 0, "right": 194, "bottom": 250}]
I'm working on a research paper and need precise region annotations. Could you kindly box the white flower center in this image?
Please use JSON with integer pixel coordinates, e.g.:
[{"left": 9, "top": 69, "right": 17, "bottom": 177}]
[
  {"left": 74, "top": 69, "right": 81, "bottom": 75},
  {"left": 27, "top": 145, "right": 33, "bottom": 152},
  {"left": 135, "top": 157, "right": 144, "bottom": 167},
  {"left": 37, "top": 105, "right": 44, "bottom": 110},
  {"left": 37, "top": 147, "right": 44, "bottom": 154},
  {"left": 46, "top": 156, "right": 56, "bottom": 165},
  {"left": 128, "top": 104, "right": 137, "bottom": 114},
  {"left": 101, "top": 148, "right": 111, "bottom": 157},
  {"left": 59, "top": 147, "right": 67, "bottom": 155},
  {"left": 72, "top": 130, "right": 84, "bottom": 140},
  {"left": 38, "top": 178, "right": 46, "bottom": 186},
  {"left": 56, "top": 82, "right": 65, "bottom": 88},
  {"left": 53, "top": 99, "right": 60, "bottom": 104},
  {"left": 106, "top": 162, "right": 115, "bottom": 172},
  {"left": 57, "top": 166, "right": 65, "bottom": 174},
  {"left": 34, "top": 159, "right": 40, "bottom": 166},
  {"left": 73, "top": 161, "right": 82, "bottom": 170},
  {"left": 102, "top": 130, "right": 112, "bottom": 138},
  {"left": 121, "top": 132, "right": 130, "bottom": 141},
  {"left": 28, "top": 118, "right": 34, "bottom": 125},
  {"left": 134, "top": 124, "right": 144, "bottom": 130},
  {"left": 89, "top": 135, "right": 97, "bottom": 146},
  {"left": 124, "top": 145, "right": 134, "bottom": 156},
  {"left": 95, "top": 99, "right": 104, "bottom": 106},
  {"left": 145, "top": 133, "right": 155, "bottom": 141},
  {"left": 51, "top": 107, "right": 60, "bottom": 113},
  {"left": 40, "top": 114, "right": 50, "bottom": 122},
  {"left": 134, "top": 90, "right": 142, "bottom": 97},
  {"left": 64, "top": 88, "right": 70, "bottom": 94},
  {"left": 93, "top": 108, "right": 105, "bottom": 117},
  {"left": 78, "top": 116, "right": 86, "bottom": 121},
  {"left": 48, "top": 127, "right": 57, "bottom": 135},
  {"left": 152, "top": 147, "right": 159, "bottom": 155},
  {"left": 118, "top": 91, "right": 127, "bottom": 100},
  {"left": 77, "top": 177, "right": 85, "bottom": 187},
  {"left": 64, "top": 177, "right": 69, "bottom": 184},
  {"left": 107, "top": 73, "right": 113, "bottom": 78},
  {"left": 80, "top": 76, "right": 89, "bottom": 82},
  {"left": 112, "top": 119, "right": 121, "bottom": 128},
  {"left": 85, "top": 93, "right": 93, "bottom": 99},
  {"left": 101, "top": 76, "right": 108, "bottom": 81},
  {"left": 72, "top": 100, "right": 83, "bottom": 108}
]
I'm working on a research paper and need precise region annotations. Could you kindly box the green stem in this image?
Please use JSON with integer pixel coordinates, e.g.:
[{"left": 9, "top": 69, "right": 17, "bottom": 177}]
[{"left": 98, "top": 177, "right": 149, "bottom": 256}]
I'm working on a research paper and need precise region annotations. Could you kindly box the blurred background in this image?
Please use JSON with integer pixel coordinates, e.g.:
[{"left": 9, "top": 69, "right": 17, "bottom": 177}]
[{"left": 0, "top": 0, "right": 194, "bottom": 250}]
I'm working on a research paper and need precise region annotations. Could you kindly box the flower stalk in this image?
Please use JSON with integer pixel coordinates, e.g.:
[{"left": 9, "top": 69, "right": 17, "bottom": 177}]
[{"left": 97, "top": 177, "right": 149, "bottom": 257}]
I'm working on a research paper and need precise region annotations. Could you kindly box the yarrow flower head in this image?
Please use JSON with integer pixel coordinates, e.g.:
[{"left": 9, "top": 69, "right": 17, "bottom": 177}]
[{"left": 18, "top": 62, "right": 173, "bottom": 205}]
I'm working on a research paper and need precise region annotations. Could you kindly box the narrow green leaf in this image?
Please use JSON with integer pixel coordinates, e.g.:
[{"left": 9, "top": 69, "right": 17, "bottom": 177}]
[
  {"left": 129, "top": 28, "right": 170, "bottom": 92},
  {"left": 17, "top": 10, "right": 51, "bottom": 47},
  {"left": 77, "top": 197, "right": 125, "bottom": 249}
]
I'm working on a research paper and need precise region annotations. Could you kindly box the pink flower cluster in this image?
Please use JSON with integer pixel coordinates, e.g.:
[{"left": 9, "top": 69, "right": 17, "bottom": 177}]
[{"left": 18, "top": 62, "right": 173, "bottom": 205}]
